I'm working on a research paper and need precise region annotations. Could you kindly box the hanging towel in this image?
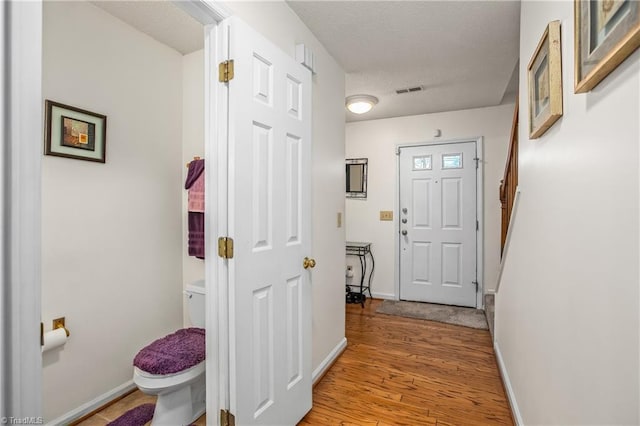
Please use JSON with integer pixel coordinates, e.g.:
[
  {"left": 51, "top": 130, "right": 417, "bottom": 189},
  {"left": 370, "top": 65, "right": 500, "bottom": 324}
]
[
  {"left": 188, "top": 212, "right": 205, "bottom": 259},
  {"left": 185, "top": 159, "right": 205, "bottom": 259},
  {"left": 185, "top": 159, "right": 205, "bottom": 213}
]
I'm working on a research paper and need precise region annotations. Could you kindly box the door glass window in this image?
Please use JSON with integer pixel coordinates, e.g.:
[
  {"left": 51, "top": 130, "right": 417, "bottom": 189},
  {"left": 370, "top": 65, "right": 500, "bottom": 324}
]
[
  {"left": 442, "top": 153, "right": 463, "bottom": 169},
  {"left": 413, "top": 155, "right": 432, "bottom": 170}
]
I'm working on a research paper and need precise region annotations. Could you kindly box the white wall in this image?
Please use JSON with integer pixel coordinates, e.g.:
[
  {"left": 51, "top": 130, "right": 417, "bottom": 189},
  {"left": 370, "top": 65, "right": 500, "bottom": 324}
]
[
  {"left": 495, "top": 1, "right": 639, "bottom": 424},
  {"left": 42, "top": 2, "right": 184, "bottom": 420},
  {"left": 224, "top": 1, "right": 347, "bottom": 369},
  {"left": 181, "top": 49, "right": 205, "bottom": 325},
  {"left": 345, "top": 104, "right": 514, "bottom": 299}
]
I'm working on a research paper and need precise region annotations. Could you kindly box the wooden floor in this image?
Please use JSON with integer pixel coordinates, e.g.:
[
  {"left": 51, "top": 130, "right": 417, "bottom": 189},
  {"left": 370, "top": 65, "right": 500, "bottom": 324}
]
[
  {"left": 299, "top": 299, "right": 513, "bottom": 426},
  {"left": 77, "top": 298, "right": 511, "bottom": 425},
  {"left": 75, "top": 391, "right": 205, "bottom": 425}
]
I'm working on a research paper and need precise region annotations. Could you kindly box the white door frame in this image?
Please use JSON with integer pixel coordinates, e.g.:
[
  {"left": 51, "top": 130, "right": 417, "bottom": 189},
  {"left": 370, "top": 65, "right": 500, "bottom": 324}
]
[
  {"left": 171, "top": 2, "right": 232, "bottom": 424},
  {"left": 394, "top": 137, "right": 485, "bottom": 309},
  {"left": 1, "top": 0, "right": 43, "bottom": 417},
  {"left": 6, "top": 0, "right": 232, "bottom": 422}
]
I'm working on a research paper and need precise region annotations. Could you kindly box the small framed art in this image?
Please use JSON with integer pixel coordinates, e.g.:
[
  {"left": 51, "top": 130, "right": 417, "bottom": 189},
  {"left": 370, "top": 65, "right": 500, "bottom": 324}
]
[
  {"left": 527, "top": 20, "right": 563, "bottom": 139},
  {"left": 575, "top": 0, "right": 640, "bottom": 93},
  {"left": 44, "top": 100, "right": 107, "bottom": 163}
]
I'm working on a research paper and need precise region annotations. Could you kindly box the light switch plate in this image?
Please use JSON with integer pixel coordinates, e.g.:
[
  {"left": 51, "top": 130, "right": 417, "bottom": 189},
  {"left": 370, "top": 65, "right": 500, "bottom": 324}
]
[{"left": 380, "top": 211, "right": 393, "bottom": 221}]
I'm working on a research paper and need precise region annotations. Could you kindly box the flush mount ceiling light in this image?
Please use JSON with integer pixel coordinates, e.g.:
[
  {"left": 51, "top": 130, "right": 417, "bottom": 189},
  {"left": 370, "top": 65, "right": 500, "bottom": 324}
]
[{"left": 345, "top": 94, "right": 378, "bottom": 114}]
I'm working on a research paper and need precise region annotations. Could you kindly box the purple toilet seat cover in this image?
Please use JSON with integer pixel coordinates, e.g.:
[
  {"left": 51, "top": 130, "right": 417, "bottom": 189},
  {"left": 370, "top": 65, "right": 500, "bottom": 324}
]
[{"left": 134, "top": 327, "right": 205, "bottom": 375}]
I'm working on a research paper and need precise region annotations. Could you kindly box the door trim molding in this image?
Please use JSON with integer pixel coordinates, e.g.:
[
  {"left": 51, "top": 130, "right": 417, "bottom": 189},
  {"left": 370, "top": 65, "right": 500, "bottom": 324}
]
[
  {"left": 174, "top": 1, "right": 232, "bottom": 423},
  {"left": 394, "top": 137, "right": 485, "bottom": 308},
  {"left": 171, "top": 0, "right": 231, "bottom": 24},
  {"left": 1, "top": 0, "right": 43, "bottom": 416},
  {"left": 192, "top": 2, "right": 231, "bottom": 423},
  {"left": 8, "top": 0, "right": 229, "bottom": 420}
]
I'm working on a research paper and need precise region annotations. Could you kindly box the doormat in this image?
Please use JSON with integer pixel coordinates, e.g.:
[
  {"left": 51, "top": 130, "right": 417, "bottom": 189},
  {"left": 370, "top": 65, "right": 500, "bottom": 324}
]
[
  {"left": 376, "top": 300, "right": 488, "bottom": 330},
  {"left": 107, "top": 404, "right": 155, "bottom": 426}
]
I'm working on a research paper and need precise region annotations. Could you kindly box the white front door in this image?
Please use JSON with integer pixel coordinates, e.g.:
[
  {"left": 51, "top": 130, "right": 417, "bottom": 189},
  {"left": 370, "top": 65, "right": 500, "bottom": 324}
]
[
  {"left": 222, "top": 17, "right": 313, "bottom": 425},
  {"left": 399, "top": 142, "right": 478, "bottom": 307}
]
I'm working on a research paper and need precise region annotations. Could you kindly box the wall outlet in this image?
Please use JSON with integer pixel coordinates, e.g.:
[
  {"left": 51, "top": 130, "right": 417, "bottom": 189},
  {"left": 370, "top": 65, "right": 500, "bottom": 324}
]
[{"left": 380, "top": 210, "right": 393, "bottom": 221}]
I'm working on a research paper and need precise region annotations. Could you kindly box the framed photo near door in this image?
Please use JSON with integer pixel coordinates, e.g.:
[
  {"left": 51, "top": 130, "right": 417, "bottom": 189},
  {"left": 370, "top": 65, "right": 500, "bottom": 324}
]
[
  {"left": 575, "top": 0, "right": 640, "bottom": 93},
  {"left": 527, "top": 20, "right": 563, "bottom": 139},
  {"left": 44, "top": 100, "right": 107, "bottom": 163}
]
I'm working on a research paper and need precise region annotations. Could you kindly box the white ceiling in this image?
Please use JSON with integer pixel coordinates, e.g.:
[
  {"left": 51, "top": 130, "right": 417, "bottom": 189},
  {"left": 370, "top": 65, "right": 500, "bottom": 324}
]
[
  {"left": 287, "top": 1, "right": 521, "bottom": 122},
  {"left": 91, "top": 0, "right": 204, "bottom": 55},
  {"left": 90, "top": 0, "right": 520, "bottom": 123}
]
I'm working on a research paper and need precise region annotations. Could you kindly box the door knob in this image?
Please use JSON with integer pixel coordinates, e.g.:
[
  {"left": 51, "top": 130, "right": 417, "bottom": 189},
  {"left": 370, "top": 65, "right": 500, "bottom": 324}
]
[
  {"left": 401, "top": 230, "right": 408, "bottom": 236},
  {"left": 303, "top": 257, "right": 316, "bottom": 269}
]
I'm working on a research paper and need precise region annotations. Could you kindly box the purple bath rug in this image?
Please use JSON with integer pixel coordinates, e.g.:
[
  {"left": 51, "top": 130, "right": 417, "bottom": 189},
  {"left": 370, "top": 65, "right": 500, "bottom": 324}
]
[{"left": 107, "top": 403, "right": 155, "bottom": 426}]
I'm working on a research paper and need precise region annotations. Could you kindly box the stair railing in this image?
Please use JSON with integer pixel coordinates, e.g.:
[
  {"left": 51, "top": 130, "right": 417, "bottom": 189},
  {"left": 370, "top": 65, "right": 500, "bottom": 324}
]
[{"left": 499, "top": 100, "right": 519, "bottom": 257}]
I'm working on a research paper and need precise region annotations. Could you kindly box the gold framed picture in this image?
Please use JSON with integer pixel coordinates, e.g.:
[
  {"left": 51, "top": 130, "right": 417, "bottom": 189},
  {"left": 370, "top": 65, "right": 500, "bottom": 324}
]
[
  {"left": 528, "top": 20, "right": 563, "bottom": 139},
  {"left": 575, "top": 0, "right": 640, "bottom": 93}
]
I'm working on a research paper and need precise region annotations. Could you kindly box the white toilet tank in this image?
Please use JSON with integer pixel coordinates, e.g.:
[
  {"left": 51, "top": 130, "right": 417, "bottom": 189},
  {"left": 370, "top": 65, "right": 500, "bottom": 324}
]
[{"left": 185, "top": 279, "right": 205, "bottom": 327}]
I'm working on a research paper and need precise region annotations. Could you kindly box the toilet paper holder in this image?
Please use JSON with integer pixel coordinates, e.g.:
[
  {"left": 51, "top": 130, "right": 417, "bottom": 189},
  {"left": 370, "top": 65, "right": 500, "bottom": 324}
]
[{"left": 40, "top": 317, "right": 70, "bottom": 346}]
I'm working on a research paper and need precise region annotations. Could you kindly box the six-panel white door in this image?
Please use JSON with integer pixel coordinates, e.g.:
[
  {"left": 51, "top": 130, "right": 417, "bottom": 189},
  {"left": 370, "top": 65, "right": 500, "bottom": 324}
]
[
  {"left": 224, "top": 17, "right": 312, "bottom": 425},
  {"left": 399, "top": 142, "right": 478, "bottom": 307}
]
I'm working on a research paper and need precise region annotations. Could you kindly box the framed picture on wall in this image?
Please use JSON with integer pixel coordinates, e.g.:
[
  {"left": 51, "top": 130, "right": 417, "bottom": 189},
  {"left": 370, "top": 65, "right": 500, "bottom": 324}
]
[
  {"left": 44, "top": 100, "right": 107, "bottom": 163},
  {"left": 527, "top": 20, "right": 563, "bottom": 139},
  {"left": 575, "top": 0, "right": 640, "bottom": 93}
]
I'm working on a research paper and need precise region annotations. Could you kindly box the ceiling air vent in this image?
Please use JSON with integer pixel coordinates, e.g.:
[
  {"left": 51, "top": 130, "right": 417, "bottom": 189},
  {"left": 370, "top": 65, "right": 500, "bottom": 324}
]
[{"left": 395, "top": 85, "right": 424, "bottom": 95}]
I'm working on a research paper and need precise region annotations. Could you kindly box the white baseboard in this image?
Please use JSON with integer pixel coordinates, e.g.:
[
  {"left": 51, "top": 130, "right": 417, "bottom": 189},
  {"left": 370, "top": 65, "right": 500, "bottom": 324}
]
[
  {"left": 50, "top": 339, "right": 347, "bottom": 424},
  {"left": 46, "top": 380, "right": 136, "bottom": 426},
  {"left": 494, "top": 341, "right": 523, "bottom": 425},
  {"left": 370, "top": 292, "right": 395, "bottom": 300},
  {"left": 312, "top": 337, "right": 347, "bottom": 385}
]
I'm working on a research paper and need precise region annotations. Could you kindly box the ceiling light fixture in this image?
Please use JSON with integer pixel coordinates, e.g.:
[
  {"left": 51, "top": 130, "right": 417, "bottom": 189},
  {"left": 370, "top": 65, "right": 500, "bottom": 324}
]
[{"left": 345, "top": 94, "right": 378, "bottom": 114}]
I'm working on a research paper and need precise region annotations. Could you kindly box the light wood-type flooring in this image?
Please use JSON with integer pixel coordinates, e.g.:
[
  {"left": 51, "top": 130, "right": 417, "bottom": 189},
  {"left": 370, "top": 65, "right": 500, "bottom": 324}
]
[
  {"left": 74, "top": 389, "right": 205, "bottom": 425},
  {"left": 77, "top": 298, "right": 511, "bottom": 425},
  {"left": 299, "top": 299, "right": 513, "bottom": 425}
]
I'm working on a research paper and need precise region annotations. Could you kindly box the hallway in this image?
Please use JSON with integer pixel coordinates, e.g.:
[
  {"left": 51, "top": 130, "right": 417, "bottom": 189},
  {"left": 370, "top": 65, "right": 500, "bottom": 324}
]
[{"left": 300, "top": 299, "right": 513, "bottom": 425}]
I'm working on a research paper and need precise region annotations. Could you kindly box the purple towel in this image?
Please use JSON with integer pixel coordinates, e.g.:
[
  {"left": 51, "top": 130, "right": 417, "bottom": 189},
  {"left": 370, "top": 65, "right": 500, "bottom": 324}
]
[
  {"left": 186, "top": 159, "right": 205, "bottom": 259},
  {"left": 188, "top": 212, "right": 205, "bottom": 259},
  {"left": 185, "top": 159, "right": 204, "bottom": 190},
  {"left": 134, "top": 328, "right": 205, "bottom": 375},
  {"left": 107, "top": 403, "right": 155, "bottom": 426},
  {"left": 186, "top": 159, "right": 205, "bottom": 213}
]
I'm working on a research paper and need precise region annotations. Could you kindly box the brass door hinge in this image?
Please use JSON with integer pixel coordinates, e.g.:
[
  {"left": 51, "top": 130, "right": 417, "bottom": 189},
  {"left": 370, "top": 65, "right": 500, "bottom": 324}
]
[
  {"left": 220, "top": 409, "right": 235, "bottom": 426},
  {"left": 219, "top": 60, "right": 235, "bottom": 82},
  {"left": 218, "top": 237, "right": 234, "bottom": 259}
]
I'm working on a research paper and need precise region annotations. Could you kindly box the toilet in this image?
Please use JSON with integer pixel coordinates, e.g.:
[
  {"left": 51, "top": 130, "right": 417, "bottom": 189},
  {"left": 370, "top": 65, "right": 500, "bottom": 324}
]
[{"left": 133, "top": 280, "right": 206, "bottom": 425}]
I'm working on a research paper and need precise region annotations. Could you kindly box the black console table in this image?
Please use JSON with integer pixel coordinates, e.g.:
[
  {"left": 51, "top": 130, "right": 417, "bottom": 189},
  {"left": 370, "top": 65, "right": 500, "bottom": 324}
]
[{"left": 346, "top": 241, "right": 374, "bottom": 307}]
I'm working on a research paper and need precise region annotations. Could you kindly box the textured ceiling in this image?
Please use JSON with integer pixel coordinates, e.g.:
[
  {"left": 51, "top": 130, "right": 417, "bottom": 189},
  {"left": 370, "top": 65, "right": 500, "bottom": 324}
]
[
  {"left": 90, "top": 0, "right": 519, "bottom": 122},
  {"left": 91, "top": 0, "right": 204, "bottom": 55},
  {"left": 287, "top": 1, "right": 521, "bottom": 122}
]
